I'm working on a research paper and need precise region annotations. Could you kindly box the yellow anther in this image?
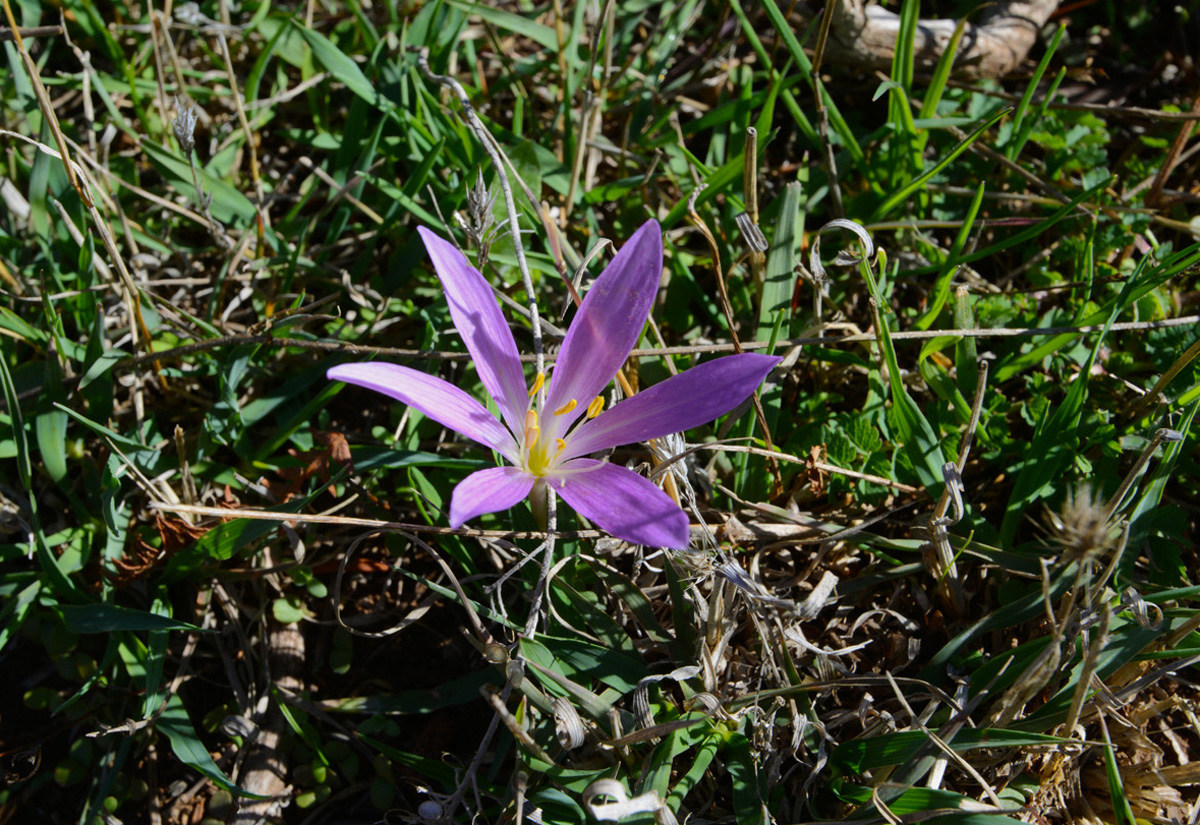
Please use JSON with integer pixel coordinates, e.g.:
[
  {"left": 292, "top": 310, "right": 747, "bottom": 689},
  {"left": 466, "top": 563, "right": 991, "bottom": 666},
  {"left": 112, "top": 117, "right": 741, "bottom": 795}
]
[
  {"left": 553, "top": 399, "right": 578, "bottom": 416},
  {"left": 524, "top": 409, "right": 540, "bottom": 445},
  {"left": 528, "top": 372, "right": 545, "bottom": 397},
  {"left": 555, "top": 438, "right": 567, "bottom": 453},
  {"left": 586, "top": 396, "right": 605, "bottom": 419}
]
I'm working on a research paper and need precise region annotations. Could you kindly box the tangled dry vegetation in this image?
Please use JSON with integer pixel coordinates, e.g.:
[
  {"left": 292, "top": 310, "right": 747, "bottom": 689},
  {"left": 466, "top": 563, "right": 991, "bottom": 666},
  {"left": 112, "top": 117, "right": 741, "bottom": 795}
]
[{"left": 1, "top": 1, "right": 1199, "bottom": 824}]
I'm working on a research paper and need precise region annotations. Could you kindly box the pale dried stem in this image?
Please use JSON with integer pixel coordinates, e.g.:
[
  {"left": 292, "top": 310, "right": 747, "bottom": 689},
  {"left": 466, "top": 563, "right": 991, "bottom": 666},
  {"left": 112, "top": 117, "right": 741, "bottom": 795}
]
[
  {"left": 927, "top": 360, "right": 989, "bottom": 615},
  {"left": 655, "top": 440, "right": 920, "bottom": 493},
  {"left": 1127, "top": 335, "right": 1200, "bottom": 421},
  {"left": 686, "top": 186, "right": 783, "bottom": 491},
  {"left": 215, "top": 27, "right": 267, "bottom": 223},
  {"left": 147, "top": 4, "right": 172, "bottom": 148},
  {"left": 104, "top": 314, "right": 1200, "bottom": 376},
  {"left": 417, "top": 49, "right": 545, "bottom": 377},
  {"left": 1143, "top": 84, "right": 1200, "bottom": 207},
  {"left": 152, "top": 500, "right": 597, "bottom": 544}
]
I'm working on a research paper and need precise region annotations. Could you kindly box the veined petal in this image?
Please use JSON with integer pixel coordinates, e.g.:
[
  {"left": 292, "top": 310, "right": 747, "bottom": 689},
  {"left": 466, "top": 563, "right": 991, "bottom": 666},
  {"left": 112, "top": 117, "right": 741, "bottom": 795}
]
[
  {"left": 543, "top": 220, "right": 662, "bottom": 436},
  {"left": 549, "top": 459, "right": 689, "bottom": 549},
  {"left": 561, "top": 353, "right": 781, "bottom": 460},
  {"left": 419, "top": 227, "right": 529, "bottom": 437},
  {"left": 449, "top": 466, "right": 535, "bottom": 528},
  {"left": 328, "top": 363, "right": 519, "bottom": 463}
]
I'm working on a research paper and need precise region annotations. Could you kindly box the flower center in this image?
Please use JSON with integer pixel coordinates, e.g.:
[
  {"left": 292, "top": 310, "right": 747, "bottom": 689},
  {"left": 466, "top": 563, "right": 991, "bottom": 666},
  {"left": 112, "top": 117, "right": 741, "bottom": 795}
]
[
  {"left": 522, "top": 406, "right": 569, "bottom": 477},
  {"left": 518, "top": 372, "right": 607, "bottom": 477}
]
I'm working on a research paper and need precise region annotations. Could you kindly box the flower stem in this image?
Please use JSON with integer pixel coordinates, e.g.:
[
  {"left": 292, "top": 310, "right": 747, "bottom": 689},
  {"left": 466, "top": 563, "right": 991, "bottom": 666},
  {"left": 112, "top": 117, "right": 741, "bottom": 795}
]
[{"left": 416, "top": 49, "right": 545, "bottom": 378}]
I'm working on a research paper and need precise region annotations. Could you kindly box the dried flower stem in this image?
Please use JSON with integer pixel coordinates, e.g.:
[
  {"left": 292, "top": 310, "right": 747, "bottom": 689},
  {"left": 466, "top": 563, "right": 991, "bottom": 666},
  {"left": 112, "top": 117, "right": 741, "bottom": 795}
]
[
  {"left": 91, "top": 312, "right": 1200, "bottom": 388},
  {"left": 687, "top": 186, "right": 782, "bottom": 491},
  {"left": 417, "top": 48, "right": 545, "bottom": 377}
]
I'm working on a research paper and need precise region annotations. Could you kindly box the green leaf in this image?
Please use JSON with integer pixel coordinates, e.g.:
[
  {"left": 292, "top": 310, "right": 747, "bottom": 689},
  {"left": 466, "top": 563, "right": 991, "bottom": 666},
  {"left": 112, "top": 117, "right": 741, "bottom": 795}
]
[
  {"left": 754, "top": 0, "right": 864, "bottom": 167},
  {"left": 272, "top": 595, "right": 309, "bottom": 624},
  {"left": 759, "top": 181, "right": 803, "bottom": 336},
  {"left": 445, "top": 0, "right": 558, "bottom": 50},
  {"left": 832, "top": 728, "right": 1068, "bottom": 773},
  {"left": 661, "top": 151, "right": 747, "bottom": 230},
  {"left": 140, "top": 141, "right": 257, "bottom": 225},
  {"left": 872, "top": 107, "right": 1009, "bottom": 220},
  {"left": 0, "top": 306, "right": 47, "bottom": 344},
  {"left": 916, "top": 181, "right": 985, "bottom": 330},
  {"left": 59, "top": 604, "right": 207, "bottom": 633},
  {"left": 1100, "top": 720, "right": 1137, "bottom": 825},
  {"left": 0, "top": 580, "right": 40, "bottom": 653},
  {"left": 1000, "top": 258, "right": 1146, "bottom": 544},
  {"left": 1124, "top": 399, "right": 1197, "bottom": 577},
  {"left": 1007, "top": 25, "right": 1067, "bottom": 161},
  {"left": 157, "top": 694, "right": 263, "bottom": 796},
  {"left": 161, "top": 516, "right": 280, "bottom": 582},
  {"left": 871, "top": 300, "right": 946, "bottom": 493},
  {"left": 724, "top": 731, "right": 768, "bottom": 825},
  {"left": 294, "top": 22, "right": 384, "bottom": 110},
  {"left": 35, "top": 408, "right": 69, "bottom": 483}
]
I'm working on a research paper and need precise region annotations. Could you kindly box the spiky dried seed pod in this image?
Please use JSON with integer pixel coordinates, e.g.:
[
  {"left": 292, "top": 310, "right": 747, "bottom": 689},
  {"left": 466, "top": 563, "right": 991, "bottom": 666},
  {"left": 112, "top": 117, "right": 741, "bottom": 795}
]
[{"left": 1045, "top": 487, "right": 1120, "bottom": 564}]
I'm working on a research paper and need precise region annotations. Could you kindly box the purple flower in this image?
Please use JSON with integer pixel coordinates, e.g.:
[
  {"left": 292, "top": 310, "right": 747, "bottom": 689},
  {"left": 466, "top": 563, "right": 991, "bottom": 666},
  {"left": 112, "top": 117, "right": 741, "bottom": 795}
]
[{"left": 328, "top": 220, "right": 780, "bottom": 549}]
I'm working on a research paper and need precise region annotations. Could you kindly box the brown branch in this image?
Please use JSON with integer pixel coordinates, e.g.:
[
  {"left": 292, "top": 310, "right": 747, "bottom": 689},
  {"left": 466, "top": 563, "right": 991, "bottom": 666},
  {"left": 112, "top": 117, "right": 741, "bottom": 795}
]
[
  {"left": 0, "top": 24, "right": 61, "bottom": 42},
  {"left": 825, "top": 0, "right": 1060, "bottom": 78}
]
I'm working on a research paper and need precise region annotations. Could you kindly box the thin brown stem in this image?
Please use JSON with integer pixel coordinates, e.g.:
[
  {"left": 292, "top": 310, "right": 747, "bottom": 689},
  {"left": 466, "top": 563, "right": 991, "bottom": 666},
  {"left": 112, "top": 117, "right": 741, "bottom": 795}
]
[{"left": 687, "top": 186, "right": 783, "bottom": 493}]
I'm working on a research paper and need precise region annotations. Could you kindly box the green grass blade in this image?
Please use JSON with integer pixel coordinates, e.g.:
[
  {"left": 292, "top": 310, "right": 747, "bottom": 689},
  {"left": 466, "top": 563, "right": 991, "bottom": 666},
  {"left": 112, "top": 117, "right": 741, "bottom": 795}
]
[
  {"left": 915, "top": 181, "right": 985, "bottom": 330},
  {"left": 446, "top": 0, "right": 558, "bottom": 53},
  {"left": 872, "top": 107, "right": 1009, "bottom": 220},
  {"left": 918, "top": 17, "right": 967, "bottom": 123},
  {"left": 759, "top": 181, "right": 803, "bottom": 338},
  {"left": 1006, "top": 24, "right": 1066, "bottom": 161},
  {"left": 1010, "top": 66, "right": 1067, "bottom": 162},
  {"left": 868, "top": 268, "right": 947, "bottom": 494},
  {"left": 1100, "top": 716, "right": 1138, "bottom": 825},
  {"left": 891, "top": 0, "right": 920, "bottom": 182},
  {"left": 158, "top": 694, "right": 263, "bottom": 796},
  {"left": 755, "top": 0, "right": 865, "bottom": 167},
  {"left": 294, "top": 22, "right": 385, "bottom": 110},
  {"left": 999, "top": 258, "right": 1148, "bottom": 545},
  {"left": 921, "top": 175, "right": 1114, "bottom": 281},
  {"left": 58, "top": 604, "right": 207, "bottom": 634}
]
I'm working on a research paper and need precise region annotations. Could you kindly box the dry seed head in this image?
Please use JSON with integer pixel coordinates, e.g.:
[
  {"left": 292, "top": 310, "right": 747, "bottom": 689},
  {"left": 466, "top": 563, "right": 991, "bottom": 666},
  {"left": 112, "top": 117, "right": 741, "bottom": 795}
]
[
  {"left": 1045, "top": 486, "right": 1120, "bottom": 563},
  {"left": 172, "top": 98, "right": 198, "bottom": 155},
  {"left": 460, "top": 167, "right": 497, "bottom": 266}
]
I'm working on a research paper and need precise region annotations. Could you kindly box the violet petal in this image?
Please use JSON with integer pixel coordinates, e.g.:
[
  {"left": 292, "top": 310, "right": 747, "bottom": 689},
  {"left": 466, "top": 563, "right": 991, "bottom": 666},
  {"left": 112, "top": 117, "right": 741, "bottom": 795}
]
[
  {"left": 449, "top": 466, "right": 535, "bottom": 528},
  {"left": 328, "top": 362, "right": 519, "bottom": 463},
  {"left": 549, "top": 459, "right": 689, "bottom": 548},
  {"left": 543, "top": 220, "right": 662, "bottom": 436},
  {"left": 419, "top": 227, "right": 529, "bottom": 437},
  {"left": 562, "top": 353, "right": 781, "bottom": 460}
]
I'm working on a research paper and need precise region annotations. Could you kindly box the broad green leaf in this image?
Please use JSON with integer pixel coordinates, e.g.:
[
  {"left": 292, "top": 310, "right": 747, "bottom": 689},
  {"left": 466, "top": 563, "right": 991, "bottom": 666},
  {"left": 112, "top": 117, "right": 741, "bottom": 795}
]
[
  {"left": 759, "top": 181, "right": 803, "bottom": 337},
  {"left": 445, "top": 0, "right": 558, "bottom": 50},
  {"left": 724, "top": 731, "right": 768, "bottom": 825},
  {"left": 140, "top": 141, "right": 257, "bottom": 225},
  {"left": 35, "top": 408, "right": 69, "bottom": 483},
  {"left": 294, "top": 22, "right": 384, "bottom": 109},
  {"left": 158, "top": 694, "right": 262, "bottom": 796}
]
